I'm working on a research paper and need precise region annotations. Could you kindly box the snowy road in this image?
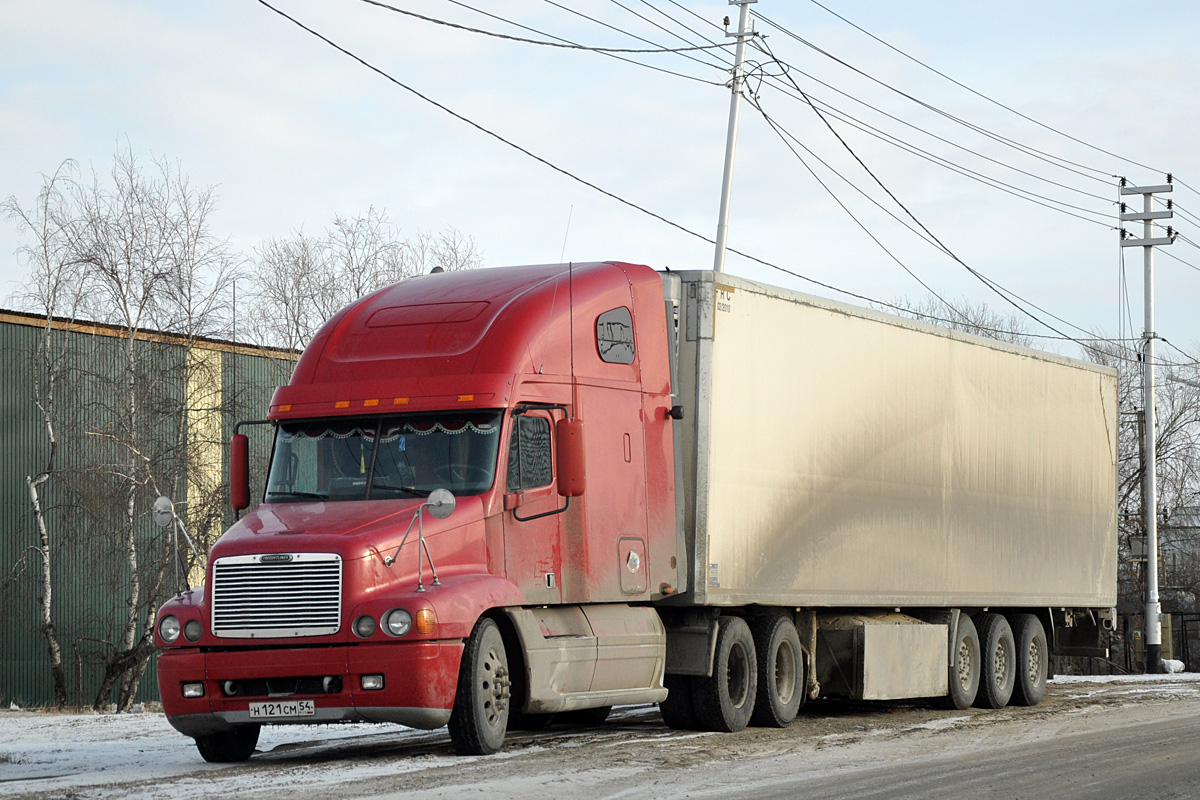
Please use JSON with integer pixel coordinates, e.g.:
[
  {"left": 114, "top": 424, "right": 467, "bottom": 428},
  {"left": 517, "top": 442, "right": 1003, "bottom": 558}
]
[{"left": 4, "top": 674, "right": 1200, "bottom": 799}]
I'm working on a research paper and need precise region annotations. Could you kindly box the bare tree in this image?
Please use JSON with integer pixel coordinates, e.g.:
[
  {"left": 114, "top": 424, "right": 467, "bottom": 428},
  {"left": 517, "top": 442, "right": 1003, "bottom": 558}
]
[
  {"left": 6, "top": 147, "right": 244, "bottom": 710},
  {"left": 3, "top": 161, "right": 89, "bottom": 708},
  {"left": 880, "top": 294, "right": 1038, "bottom": 348},
  {"left": 248, "top": 209, "right": 483, "bottom": 350}
]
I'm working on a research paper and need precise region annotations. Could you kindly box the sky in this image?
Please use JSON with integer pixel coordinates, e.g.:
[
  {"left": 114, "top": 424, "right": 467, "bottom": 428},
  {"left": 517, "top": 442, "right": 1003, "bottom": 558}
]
[{"left": 3, "top": 0, "right": 1200, "bottom": 360}]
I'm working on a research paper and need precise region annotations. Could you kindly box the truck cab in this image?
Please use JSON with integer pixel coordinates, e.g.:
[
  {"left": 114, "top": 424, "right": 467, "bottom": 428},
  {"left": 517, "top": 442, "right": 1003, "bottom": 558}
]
[{"left": 156, "top": 262, "right": 677, "bottom": 761}]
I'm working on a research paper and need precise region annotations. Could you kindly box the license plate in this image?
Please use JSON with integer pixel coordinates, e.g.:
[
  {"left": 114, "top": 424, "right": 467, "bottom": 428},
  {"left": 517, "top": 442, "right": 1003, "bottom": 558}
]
[{"left": 248, "top": 699, "right": 315, "bottom": 719}]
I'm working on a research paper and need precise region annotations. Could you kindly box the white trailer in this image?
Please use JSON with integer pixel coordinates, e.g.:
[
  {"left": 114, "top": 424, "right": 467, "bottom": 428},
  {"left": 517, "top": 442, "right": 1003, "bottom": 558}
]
[{"left": 656, "top": 270, "right": 1117, "bottom": 724}]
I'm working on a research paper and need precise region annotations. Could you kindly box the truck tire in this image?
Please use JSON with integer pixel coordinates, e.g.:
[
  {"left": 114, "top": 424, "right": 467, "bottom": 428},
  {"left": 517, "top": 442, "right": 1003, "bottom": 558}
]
[
  {"left": 449, "top": 617, "right": 511, "bottom": 755},
  {"left": 937, "top": 613, "right": 980, "bottom": 710},
  {"left": 749, "top": 615, "right": 803, "bottom": 727},
  {"left": 691, "top": 616, "right": 757, "bottom": 732},
  {"left": 659, "top": 674, "right": 699, "bottom": 730},
  {"left": 1009, "top": 613, "right": 1048, "bottom": 707},
  {"left": 194, "top": 725, "right": 260, "bottom": 763},
  {"left": 974, "top": 613, "right": 1015, "bottom": 709}
]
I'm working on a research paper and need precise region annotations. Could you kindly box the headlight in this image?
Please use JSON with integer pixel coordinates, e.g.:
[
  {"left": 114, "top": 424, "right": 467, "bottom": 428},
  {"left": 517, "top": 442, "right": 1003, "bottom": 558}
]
[
  {"left": 159, "top": 615, "right": 181, "bottom": 643},
  {"left": 384, "top": 609, "right": 412, "bottom": 637},
  {"left": 183, "top": 619, "right": 203, "bottom": 642},
  {"left": 353, "top": 615, "right": 377, "bottom": 638}
]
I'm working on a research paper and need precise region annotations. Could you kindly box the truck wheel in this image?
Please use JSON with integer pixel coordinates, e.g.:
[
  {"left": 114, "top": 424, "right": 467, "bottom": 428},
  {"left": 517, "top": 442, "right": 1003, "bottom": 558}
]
[
  {"left": 974, "top": 613, "right": 1015, "bottom": 709},
  {"left": 691, "top": 616, "right": 757, "bottom": 732},
  {"left": 749, "top": 615, "right": 803, "bottom": 727},
  {"left": 1009, "top": 614, "right": 1048, "bottom": 706},
  {"left": 194, "top": 725, "right": 260, "bottom": 763},
  {"left": 449, "top": 617, "right": 511, "bottom": 755},
  {"left": 938, "top": 613, "right": 980, "bottom": 710},
  {"left": 659, "top": 673, "right": 699, "bottom": 730}
]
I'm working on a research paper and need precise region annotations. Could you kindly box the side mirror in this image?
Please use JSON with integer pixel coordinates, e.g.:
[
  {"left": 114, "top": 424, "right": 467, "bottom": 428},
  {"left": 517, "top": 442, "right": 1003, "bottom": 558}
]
[
  {"left": 230, "top": 433, "right": 250, "bottom": 511},
  {"left": 556, "top": 417, "right": 586, "bottom": 497},
  {"left": 427, "top": 488, "right": 456, "bottom": 519}
]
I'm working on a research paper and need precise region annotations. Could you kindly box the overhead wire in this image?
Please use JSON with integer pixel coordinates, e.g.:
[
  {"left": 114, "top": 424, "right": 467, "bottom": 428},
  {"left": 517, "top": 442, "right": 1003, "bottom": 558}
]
[
  {"left": 355, "top": 0, "right": 731, "bottom": 53},
  {"left": 753, "top": 12, "right": 1115, "bottom": 186},
  {"left": 790, "top": 94, "right": 1115, "bottom": 228},
  {"left": 751, "top": 36, "right": 1125, "bottom": 356},
  {"left": 537, "top": 0, "right": 729, "bottom": 75},
  {"left": 434, "top": 0, "right": 1118, "bottom": 229},
  {"left": 706, "top": 37, "right": 1122, "bottom": 225},
  {"left": 799, "top": 0, "right": 1181, "bottom": 184},
  {"left": 256, "top": 0, "right": 1181, "bottom": 365},
  {"left": 746, "top": 93, "right": 973, "bottom": 324},
  {"left": 431, "top": 0, "right": 725, "bottom": 84}
]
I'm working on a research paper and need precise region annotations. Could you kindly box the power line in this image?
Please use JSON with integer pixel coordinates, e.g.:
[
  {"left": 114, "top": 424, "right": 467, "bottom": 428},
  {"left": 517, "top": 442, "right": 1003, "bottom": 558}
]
[
  {"left": 537, "top": 0, "right": 728, "bottom": 76},
  {"left": 789, "top": 93, "right": 1114, "bottom": 228},
  {"left": 747, "top": 95, "right": 969, "bottom": 321},
  {"left": 753, "top": 11, "right": 1116, "bottom": 186},
  {"left": 355, "top": 0, "right": 732, "bottom": 54},
  {"left": 433, "top": 0, "right": 724, "bottom": 85},
  {"left": 256, "top": 0, "right": 1152, "bottom": 364},
  {"left": 753, "top": 37, "right": 1125, "bottom": 355},
  {"left": 727, "top": 41, "right": 1119, "bottom": 221},
  {"left": 798, "top": 0, "right": 1177, "bottom": 182}
]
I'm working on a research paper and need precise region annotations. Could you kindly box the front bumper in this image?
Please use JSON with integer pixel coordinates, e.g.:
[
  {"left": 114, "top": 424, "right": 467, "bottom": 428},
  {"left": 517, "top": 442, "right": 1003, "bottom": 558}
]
[{"left": 158, "top": 640, "right": 464, "bottom": 738}]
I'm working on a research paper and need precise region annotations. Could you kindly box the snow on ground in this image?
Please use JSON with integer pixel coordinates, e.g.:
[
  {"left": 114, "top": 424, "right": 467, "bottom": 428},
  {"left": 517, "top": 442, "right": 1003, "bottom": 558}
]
[
  {"left": 0, "top": 710, "right": 441, "bottom": 798},
  {"left": 4, "top": 675, "right": 1200, "bottom": 798}
]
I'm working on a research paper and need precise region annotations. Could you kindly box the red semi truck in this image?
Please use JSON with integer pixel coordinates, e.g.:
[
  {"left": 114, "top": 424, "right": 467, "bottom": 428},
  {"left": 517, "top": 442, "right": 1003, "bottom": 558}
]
[{"left": 155, "top": 262, "right": 1117, "bottom": 761}]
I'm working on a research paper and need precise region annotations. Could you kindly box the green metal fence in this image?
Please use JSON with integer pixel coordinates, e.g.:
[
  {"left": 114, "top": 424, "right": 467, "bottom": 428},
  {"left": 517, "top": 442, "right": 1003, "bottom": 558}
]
[{"left": 0, "top": 311, "right": 296, "bottom": 707}]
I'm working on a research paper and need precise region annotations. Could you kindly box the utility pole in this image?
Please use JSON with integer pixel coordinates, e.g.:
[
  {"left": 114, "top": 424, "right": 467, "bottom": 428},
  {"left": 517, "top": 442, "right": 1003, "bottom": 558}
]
[
  {"left": 713, "top": 0, "right": 756, "bottom": 274},
  {"left": 1120, "top": 176, "right": 1177, "bottom": 672}
]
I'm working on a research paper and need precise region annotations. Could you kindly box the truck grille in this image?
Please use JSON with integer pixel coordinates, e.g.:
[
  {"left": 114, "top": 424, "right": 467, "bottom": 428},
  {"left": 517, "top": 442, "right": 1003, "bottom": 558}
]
[{"left": 210, "top": 553, "right": 342, "bottom": 638}]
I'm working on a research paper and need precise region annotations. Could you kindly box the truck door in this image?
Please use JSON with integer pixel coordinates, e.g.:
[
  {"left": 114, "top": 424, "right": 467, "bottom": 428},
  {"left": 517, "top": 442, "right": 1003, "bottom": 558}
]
[{"left": 502, "top": 408, "right": 563, "bottom": 604}]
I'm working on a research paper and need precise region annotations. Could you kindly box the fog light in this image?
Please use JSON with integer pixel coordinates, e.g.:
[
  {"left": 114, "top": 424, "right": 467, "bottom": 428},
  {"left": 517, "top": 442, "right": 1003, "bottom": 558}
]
[
  {"left": 361, "top": 674, "right": 384, "bottom": 691},
  {"left": 159, "top": 615, "right": 181, "bottom": 643},
  {"left": 183, "top": 620, "right": 202, "bottom": 642},
  {"left": 353, "top": 615, "right": 377, "bottom": 638},
  {"left": 182, "top": 682, "right": 205, "bottom": 698},
  {"left": 415, "top": 608, "right": 437, "bottom": 635},
  {"left": 322, "top": 676, "right": 343, "bottom": 694}
]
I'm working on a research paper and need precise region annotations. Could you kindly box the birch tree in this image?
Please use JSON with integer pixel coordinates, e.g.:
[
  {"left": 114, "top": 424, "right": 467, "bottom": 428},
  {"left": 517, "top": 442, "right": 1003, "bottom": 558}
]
[{"left": 3, "top": 161, "right": 88, "bottom": 708}]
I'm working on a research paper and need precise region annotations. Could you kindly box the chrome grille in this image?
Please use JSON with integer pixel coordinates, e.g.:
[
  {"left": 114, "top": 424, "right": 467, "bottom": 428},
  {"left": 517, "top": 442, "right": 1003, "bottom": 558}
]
[{"left": 211, "top": 553, "right": 342, "bottom": 638}]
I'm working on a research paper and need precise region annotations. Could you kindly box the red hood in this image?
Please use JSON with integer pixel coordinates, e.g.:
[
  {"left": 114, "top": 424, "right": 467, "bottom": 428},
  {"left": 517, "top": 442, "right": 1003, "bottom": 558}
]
[{"left": 212, "top": 496, "right": 485, "bottom": 564}]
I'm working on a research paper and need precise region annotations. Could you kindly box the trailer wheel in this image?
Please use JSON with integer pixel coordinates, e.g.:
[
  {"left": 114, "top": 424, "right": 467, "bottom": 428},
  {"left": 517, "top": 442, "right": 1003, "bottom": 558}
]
[
  {"left": 659, "top": 673, "right": 699, "bottom": 730},
  {"left": 1009, "top": 614, "right": 1048, "bottom": 706},
  {"left": 749, "top": 615, "right": 803, "bottom": 727},
  {"left": 449, "top": 617, "right": 511, "bottom": 755},
  {"left": 974, "top": 613, "right": 1015, "bottom": 709},
  {"left": 194, "top": 724, "right": 259, "bottom": 763},
  {"left": 938, "top": 613, "right": 980, "bottom": 710},
  {"left": 691, "top": 616, "right": 757, "bottom": 732}
]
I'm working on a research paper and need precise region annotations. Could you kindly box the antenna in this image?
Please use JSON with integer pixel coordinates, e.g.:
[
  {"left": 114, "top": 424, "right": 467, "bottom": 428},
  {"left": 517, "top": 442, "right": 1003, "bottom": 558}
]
[
  {"left": 568, "top": 262, "right": 576, "bottom": 417},
  {"left": 559, "top": 205, "right": 574, "bottom": 263}
]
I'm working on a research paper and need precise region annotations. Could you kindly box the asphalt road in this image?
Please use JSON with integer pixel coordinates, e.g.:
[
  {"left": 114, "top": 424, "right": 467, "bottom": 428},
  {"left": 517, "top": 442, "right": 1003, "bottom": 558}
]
[{"left": 6, "top": 677, "right": 1200, "bottom": 799}]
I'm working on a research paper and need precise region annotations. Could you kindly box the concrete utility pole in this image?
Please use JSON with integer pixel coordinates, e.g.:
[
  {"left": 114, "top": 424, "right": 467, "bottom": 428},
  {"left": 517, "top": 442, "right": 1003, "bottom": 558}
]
[
  {"left": 1120, "top": 177, "right": 1177, "bottom": 673},
  {"left": 713, "top": 0, "right": 756, "bottom": 274}
]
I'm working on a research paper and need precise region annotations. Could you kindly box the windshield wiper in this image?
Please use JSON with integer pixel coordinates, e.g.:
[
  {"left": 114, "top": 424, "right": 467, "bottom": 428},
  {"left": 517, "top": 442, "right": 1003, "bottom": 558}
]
[
  {"left": 369, "top": 483, "right": 431, "bottom": 498},
  {"left": 265, "top": 491, "right": 329, "bottom": 501}
]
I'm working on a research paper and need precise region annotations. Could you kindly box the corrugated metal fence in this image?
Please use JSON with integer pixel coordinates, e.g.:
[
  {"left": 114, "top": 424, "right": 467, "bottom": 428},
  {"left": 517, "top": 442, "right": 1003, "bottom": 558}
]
[{"left": 0, "top": 311, "right": 296, "bottom": 707}]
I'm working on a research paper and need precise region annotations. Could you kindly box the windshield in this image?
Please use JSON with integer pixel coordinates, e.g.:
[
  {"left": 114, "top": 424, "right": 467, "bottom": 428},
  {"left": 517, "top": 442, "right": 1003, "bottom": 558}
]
[{"left": 264, "top": 412, "right": 502, "bottom": 503}]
